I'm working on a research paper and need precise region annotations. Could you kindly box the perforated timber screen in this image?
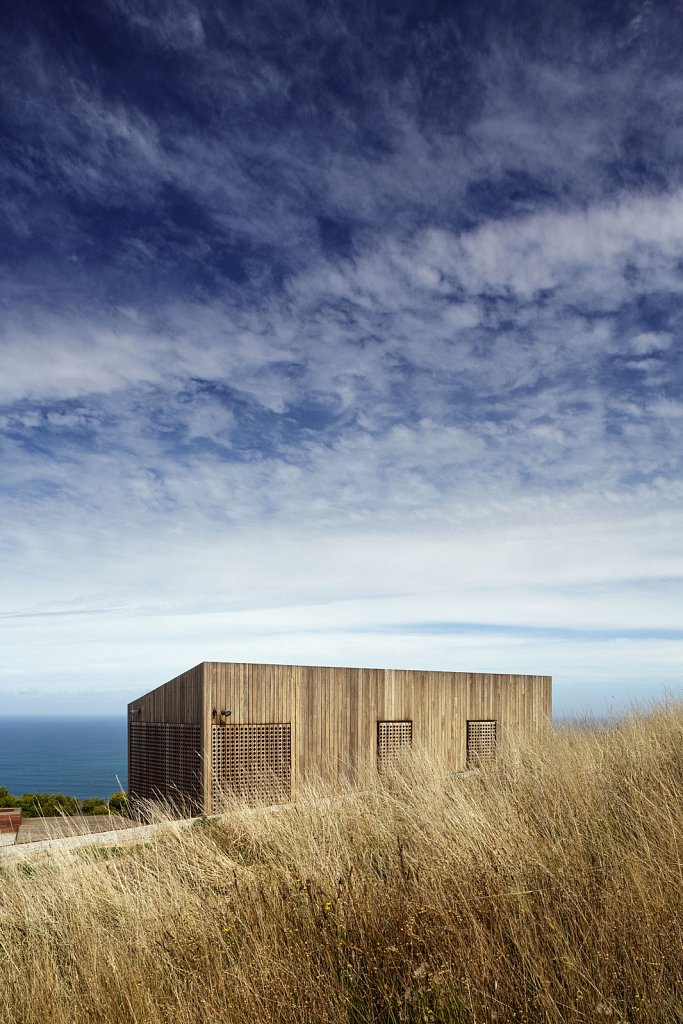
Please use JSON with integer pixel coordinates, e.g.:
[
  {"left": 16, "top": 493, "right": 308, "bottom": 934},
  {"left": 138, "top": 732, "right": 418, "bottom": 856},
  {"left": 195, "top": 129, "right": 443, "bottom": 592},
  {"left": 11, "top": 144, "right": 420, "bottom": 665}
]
[
  {"left": 212, "top": 724, "right": 292, "bottom": 807},
  {"left": 466, "top": 720, "right": 497, "bottom": 767},
  {"left": 377, "top": 720, "right": 413, "bottom": 770},
  {"left": 129, "top": 722, "right": 202, "bottom": 812}
]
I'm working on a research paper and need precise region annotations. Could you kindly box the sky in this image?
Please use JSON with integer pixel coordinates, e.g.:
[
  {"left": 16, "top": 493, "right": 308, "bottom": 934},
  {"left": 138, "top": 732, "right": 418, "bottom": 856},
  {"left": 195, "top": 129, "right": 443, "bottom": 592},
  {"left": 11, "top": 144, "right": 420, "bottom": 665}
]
[{"left": 1, "top": 0, "right": 682, "bottom": 718}]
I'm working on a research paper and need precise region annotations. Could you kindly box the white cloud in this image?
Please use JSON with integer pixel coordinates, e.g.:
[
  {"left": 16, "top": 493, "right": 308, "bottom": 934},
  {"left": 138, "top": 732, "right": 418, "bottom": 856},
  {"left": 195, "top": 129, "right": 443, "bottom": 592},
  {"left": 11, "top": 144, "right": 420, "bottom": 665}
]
[
  {"left": 2, "top": 536, "right": 682, "bottom": 714},
  {"left": 112, "top": 1, "right": 206, "bottom": 50},
  {"left": 628, "top": 332, "right": 672, "bottom": 355},
  {"left": 417, "top": 189, "right": 683, "bottom": 301},
  {"left": 651, "top": 398, "right": 683, "bottom": 418},
  {"left": 2, "top": 2, "right": 683, "bottom": 714},
  {"left": 0, "top": 321, "right": 170, "bottom": 402}
]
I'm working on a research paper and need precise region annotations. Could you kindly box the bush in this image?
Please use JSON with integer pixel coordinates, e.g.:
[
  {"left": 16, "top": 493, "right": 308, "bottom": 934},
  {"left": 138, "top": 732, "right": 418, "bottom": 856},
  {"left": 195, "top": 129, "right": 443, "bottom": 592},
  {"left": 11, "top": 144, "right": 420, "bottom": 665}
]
[
  {"left": 0, "top": 786, "right": 19, "bottom": 808},
  {"left": 17, "top": 793, "right": 80, "bottom": 818},
  {"left": 107, "top": 791, "right": 129, "bottom": 815},
  {"left": 0, "top": 788, "right": 128, "bottom": 817},
  {"left": 79, "top": 798, "right": 110, "bottom": 815}
]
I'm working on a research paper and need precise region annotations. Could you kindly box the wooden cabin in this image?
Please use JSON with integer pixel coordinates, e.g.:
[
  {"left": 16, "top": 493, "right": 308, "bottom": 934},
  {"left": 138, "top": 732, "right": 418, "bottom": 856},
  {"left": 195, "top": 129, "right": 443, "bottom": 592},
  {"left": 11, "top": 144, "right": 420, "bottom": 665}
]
[{"left": 128, "top": 662, "right": 552, "bottom": 814}]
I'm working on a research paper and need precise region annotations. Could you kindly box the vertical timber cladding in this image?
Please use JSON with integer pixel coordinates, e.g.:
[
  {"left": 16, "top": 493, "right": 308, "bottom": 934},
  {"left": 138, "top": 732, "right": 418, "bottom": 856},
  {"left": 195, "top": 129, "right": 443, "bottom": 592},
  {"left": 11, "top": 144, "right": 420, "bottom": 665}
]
[
  {"left": 205, "top": 662, "right": 295, "bottom": 811},
  {"left": 204, "top": 663, "right": 551, "bottom": 802},
  {"left": 131, "top": 663, "right": 551, "bottom": 814},
  {"left": 128, "top": 662, "right": 204, "bottom": 813}
]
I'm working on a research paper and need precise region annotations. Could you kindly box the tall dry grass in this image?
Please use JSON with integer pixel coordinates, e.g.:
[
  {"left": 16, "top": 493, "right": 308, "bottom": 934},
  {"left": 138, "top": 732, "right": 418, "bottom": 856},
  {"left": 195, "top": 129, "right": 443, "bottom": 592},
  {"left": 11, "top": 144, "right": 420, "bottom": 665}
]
[{"left": 1, "top": 702, "right": 681, "bottom": 1024}]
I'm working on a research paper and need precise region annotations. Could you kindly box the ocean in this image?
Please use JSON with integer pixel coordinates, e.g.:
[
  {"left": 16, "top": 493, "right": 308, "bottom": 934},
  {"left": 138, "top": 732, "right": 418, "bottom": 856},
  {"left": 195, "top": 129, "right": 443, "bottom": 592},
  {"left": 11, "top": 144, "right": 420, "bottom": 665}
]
[{"left": 0, "top": 716, "right": 127, "bottom": 800}]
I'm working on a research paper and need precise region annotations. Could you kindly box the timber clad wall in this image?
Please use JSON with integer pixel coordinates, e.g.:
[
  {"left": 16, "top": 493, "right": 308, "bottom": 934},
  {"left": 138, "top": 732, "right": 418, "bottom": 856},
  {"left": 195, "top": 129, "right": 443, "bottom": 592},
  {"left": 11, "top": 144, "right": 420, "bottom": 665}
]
[
  {"left": 128, "top": 723, "right": 202, "bottom": 812},
  {"left": 127, "top": 664, "right": 204, "bottom": 811},
  {"left": 128, "top": 662, "right": 551, "bottom": 814}
]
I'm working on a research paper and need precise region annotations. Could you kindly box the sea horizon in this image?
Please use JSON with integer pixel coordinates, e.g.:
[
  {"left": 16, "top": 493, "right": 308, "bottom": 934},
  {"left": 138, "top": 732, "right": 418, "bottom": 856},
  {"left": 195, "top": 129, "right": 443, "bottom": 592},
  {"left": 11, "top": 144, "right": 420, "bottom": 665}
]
[{"left": 0, "top": 715, "right": 127, "bottom": 800}]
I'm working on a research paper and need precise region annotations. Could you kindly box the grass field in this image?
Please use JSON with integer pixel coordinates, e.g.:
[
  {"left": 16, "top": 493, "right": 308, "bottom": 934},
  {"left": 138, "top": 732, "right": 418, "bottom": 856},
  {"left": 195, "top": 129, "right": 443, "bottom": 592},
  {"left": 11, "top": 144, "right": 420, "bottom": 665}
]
[{"left": 1, "top": 702, "right": 681, "bottom": 1024}]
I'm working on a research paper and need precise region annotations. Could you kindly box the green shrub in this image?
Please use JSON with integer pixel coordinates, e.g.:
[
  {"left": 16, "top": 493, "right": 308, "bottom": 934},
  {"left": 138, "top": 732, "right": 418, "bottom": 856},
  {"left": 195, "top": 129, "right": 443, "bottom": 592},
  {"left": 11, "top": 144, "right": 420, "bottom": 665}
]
[
  {"left": 0, "top": 788, "right": 128, "bottom": 817},
  {"left": 107, "top": 791, "right": 129, "bottom": 814},
  {"left": 0, "top": 785, "right": 19, "bottom": 807},
  {"left": 79, "top": 798, "right": 109, "bottom": 815},
  {"left": 17, "top": 793, "right": 80, "bottom": 817}
]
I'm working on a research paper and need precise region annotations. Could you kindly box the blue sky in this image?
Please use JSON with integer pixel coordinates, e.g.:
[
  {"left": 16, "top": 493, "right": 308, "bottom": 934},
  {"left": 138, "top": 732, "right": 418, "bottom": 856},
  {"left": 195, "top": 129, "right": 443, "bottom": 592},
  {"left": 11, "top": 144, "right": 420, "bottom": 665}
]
[{"left": 1, "top": 0, "right": 682, "bottom": 717}]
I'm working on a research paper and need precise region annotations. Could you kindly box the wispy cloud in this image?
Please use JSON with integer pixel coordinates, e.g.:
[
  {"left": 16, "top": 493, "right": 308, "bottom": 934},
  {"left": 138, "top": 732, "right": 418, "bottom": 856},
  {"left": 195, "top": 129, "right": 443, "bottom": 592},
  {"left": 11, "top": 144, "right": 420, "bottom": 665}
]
[{"left": 1, "top": 0, "right": 682, "bottom": 711}]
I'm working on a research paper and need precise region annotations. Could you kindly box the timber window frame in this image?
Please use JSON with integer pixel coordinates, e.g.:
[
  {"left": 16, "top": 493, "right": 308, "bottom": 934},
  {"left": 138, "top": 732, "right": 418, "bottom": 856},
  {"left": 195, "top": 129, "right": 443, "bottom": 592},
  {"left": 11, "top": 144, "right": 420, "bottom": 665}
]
[
  {"left": 377, "top": 720, "right": 413, "bottom": 771},
  {"left": 466, "top": 719, "right": 497, "bottom": 767}
]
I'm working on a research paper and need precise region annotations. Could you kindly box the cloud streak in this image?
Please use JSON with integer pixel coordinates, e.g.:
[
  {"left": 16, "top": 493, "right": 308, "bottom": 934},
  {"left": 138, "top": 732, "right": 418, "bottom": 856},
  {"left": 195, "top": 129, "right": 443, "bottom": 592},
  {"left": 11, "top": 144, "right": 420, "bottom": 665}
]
[{"left": 1, "top": 0, "right": 682, "bottom": 712}]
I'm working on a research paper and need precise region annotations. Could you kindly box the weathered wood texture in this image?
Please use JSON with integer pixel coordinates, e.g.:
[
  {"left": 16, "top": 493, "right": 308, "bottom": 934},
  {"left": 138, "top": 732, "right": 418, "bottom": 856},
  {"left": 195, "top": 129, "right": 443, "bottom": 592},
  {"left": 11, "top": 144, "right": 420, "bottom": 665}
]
[
  {"left": 129, "top": 662, "right": 551, "bottom": 814},
  {"left": 127, "top": 664, "right": 205, "bottom": 810},
  {"left": 129, "top": 663, "right": 204, "bottom": 724}
]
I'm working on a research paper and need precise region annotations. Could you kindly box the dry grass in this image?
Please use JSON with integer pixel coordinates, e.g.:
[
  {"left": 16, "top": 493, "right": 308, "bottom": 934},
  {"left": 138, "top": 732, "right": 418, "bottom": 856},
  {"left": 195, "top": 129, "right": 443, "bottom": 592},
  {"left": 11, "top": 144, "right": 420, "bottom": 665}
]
[{"left": 1, "top": 702, "right": 682, "bottom": 1024}]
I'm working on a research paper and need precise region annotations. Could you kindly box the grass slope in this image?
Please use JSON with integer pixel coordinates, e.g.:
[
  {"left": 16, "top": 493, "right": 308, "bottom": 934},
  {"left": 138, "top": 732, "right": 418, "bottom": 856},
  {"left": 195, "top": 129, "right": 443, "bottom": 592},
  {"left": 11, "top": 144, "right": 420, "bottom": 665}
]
[{"left": 1, "top": 703, "right": 681, "bottom": 1024}]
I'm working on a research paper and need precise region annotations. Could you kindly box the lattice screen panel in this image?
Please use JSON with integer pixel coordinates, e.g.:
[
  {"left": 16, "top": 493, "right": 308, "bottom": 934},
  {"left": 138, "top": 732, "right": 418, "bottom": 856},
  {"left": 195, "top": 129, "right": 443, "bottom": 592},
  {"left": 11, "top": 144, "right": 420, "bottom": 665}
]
[
  {"left": 377, "top": 720, "right": 413, "bottom": 770},
  {"left": 129, "top": 722, "right": 202, "bottom": 812},
  {"left": 212, "top": 724, "right": 291, "bottom": 807},
  {"left": 466, "top": 720, "right": 497, "bottom": 767}
]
